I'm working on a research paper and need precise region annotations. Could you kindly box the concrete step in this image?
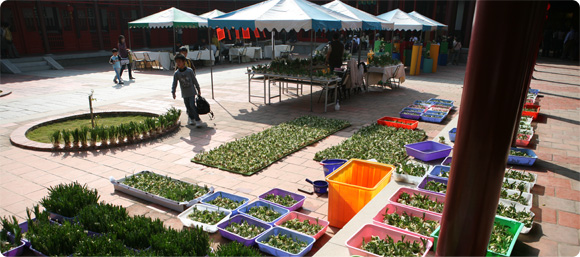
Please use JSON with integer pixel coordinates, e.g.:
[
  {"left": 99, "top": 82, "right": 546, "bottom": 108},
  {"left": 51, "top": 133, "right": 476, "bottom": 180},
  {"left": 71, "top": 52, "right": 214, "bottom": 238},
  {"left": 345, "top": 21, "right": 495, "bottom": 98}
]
[
  {"left": 13, "top": 61, "right": 48, "bottom": 68},
  {"left": 19, "top": 65, "right": 51, "bottom": 72},
  {"left": 9, "top": 57, "right": 45, "bottom": 63}
]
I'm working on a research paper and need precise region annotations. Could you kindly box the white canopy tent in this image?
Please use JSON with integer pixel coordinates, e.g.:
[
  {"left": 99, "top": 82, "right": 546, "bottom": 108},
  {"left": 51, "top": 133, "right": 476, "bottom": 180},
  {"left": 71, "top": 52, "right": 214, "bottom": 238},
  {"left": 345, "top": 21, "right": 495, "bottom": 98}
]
[
  {"left": 377, "top": 9, "right": 424, "bottom": 31},
  {"left": 408, "top": 11, "right": 448, "bottom": 30},
  {"left": 208, "top": 0, "right": 364, "bottom": 109},
  {"left": 322, "top": 0, "right": 394, "bottom": 30},
  {"left": 200, "top": 9, "right": 226, "bottom": 19}
]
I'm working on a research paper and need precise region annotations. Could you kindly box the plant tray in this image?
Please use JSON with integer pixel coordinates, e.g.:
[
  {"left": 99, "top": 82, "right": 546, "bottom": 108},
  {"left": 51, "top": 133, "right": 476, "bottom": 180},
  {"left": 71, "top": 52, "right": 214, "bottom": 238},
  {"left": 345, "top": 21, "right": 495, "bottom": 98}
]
[
  {"left": 497, "top": 202, "right": 535, "bottom": 234},
  {"left": 48, "top": 212, "right": 76, "bottom": 224},
  {"left": 405, "top": 141, "right": 452, "bottom": 161},
  {"left": 448, "top": 128, "right": 457, "bottom": 142},
  {"left": 503, "top": 178, "right": 532, "bottom": 193},
  {"left": 2, "top": 240, "right": 25, "bottom": 257},
  {"left": 372, "top": 203, "right": 441, "bottom": 239},
  {"left": 217, "top": 214, "right": 272, "bottom": 246},
  {"left": 528, "top": 88, "right": 540, "bottom": 95},
  {"left": 377, "top": 116, "right": 419, "bottom": 130},
  {"left": 522, "top": 104, "right": 541, "bottom": 120},
  {"left": 388, "top": 187, "right": 446, "bottom": 216},
  {"left": 428, "top": 165, "right": 451, "bottom": 180},
  {"left": 520, "top": 116, "right": 533, "bottom": 125},
  {"left": 428, "top": 107, "right": 450, "bottom": 113},
  {"left": 417, "top": 176, "right": 448, "bottom": 196},
  {"left": 405, "top": 106, "right": 427, "bottom": 112},
  {"left": 255, "top": 226, "right": 315, "bottom": 257},
  {"left": 238, "top": 200, "right": 290, "bottom": 225},
  {"left": 441, "top": 156, "right": 452, "bottom": 166},
  {"left": 427, "top": 98, "right": 454, "bottom": 106},
  {"left": 393, "top": 172, "right": 425, "bottom": 185},
  {"left": 110, "top": 171, "right": 214, "bottom": 212},
  {"left": 400, "top": 109, "right": 422, "bottom": 120},
  {"left": 515, "top": 134, "right": 532, "bottom": 147},
  {"left": 201, "top": 191, "right": 250, "bottom": 216},
  {"left": 499, "top": 189, "right": 533, "bottom": 209},
  {"left": 274, "top": 211, "right": 329, "bottom": 241},
  {"left": 430, "top": 215, "right": 523, "bottom": 256},
  {"left": 505, "top": 169, "right": 537, "bottom": 188},
  {"left": 507, "top": 148, "right": 537, "bottom": 166},
  {"left": 346, "top": 223, "right": 433, "bottom": 257},
  {"left": 420, "top": 111, "right": 446, "bottom": 123},
  {"left": 259, "top": 188, "right": 305, "bottom": 212},
  {"left": 413, "top": 100, "right": 432, "bottom": 107},
  {"left": 177, "top": 203, "right": 232, "bottom": 233}
]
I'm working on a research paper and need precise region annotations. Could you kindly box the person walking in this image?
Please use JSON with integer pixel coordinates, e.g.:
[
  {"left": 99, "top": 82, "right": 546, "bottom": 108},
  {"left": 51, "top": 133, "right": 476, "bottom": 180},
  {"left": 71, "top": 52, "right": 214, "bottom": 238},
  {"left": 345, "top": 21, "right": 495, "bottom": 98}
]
[
  {"left": 2, "top": 23, "right": 19, "bottom": 58},
  {"left": 117, "top": 35, "right": 135, "bottom": 80},
  {"left": 109, "top": 48, "right": 123, "bottom": 84},
  {"left": 452, "top": 36, "right": 462, "bottom": 65},
  {"left": 172, "top": 54, "right": 203, "bottom": 128},
  {"left": 561, "top": 27, "right": 576, "bottom": 60},
  {"left": 326, "top": 33, "right": 345, "bottom": 71}
]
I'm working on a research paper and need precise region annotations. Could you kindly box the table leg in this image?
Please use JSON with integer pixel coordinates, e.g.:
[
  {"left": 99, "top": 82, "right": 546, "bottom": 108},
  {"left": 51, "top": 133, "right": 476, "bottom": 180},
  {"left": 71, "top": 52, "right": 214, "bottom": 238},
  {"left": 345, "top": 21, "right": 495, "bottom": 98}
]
[
  {"left": 248, "top": 74, "right": 251, "bottom": 102},
  {"left": 264, "top": 79, "right": 267, "bottom": 105},
  {"left": 324, "top": 84, "right": 328, "bottom": 113}
]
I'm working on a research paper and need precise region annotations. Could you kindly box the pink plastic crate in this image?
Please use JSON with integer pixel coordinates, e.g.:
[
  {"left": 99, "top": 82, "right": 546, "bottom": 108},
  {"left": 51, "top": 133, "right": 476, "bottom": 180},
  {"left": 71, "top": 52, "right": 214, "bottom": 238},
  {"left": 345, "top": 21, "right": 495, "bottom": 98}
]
[
  {"left": 387, "top": 187, "right": 446, "bottom": 216},
  {"left": 346, "top": 223, "right": 433, "bottom": 257},
  {"left": 274, "top": 211, "right": 329, "bottom": 240},
  {"left": 372, "top": 203, "right": 441, "bottom": 240}
]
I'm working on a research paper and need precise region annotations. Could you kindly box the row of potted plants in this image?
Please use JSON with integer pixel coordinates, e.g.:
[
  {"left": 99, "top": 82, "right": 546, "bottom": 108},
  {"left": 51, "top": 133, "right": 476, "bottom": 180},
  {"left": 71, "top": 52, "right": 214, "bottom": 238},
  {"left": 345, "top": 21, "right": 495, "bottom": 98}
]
[
  {"left": 399, "top": 98, "right": 454, "bottom": 123},
  {"left": 48, "top": 108, "right": 181, "bottom": 149},
  {"left": 250, "top": 57, "right": 340, "bottom": 80}
]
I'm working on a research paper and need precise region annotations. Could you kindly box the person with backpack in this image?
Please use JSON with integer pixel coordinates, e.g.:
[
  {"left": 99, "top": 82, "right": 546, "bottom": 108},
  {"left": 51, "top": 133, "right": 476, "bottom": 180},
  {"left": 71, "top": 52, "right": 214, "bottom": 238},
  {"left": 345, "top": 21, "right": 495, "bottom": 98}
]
[{"left": 172, "top": 54, "right": 203, "bottom": 128}]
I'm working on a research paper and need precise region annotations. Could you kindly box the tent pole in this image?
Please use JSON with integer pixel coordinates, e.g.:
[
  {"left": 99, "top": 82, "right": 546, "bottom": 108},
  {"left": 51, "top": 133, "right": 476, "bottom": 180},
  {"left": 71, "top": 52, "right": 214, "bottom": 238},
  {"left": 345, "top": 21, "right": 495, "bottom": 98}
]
[
  {"left": 173, "top": 27, "right": 176, "bottom": 53},
  {"left": 309, "top": 29, "right": 313, "bottom": 112},
  {"left": 272, "top": 30, "right": 275, "bottom": 60},
  {"left": 208, "top": 27, "right": 214, "bottom": 99},
  {"left": 357, "top": 29, "right": 362, "bottom": 63},
  {"left": 128, "top": 28, "right": 132, "bottom": 49}
]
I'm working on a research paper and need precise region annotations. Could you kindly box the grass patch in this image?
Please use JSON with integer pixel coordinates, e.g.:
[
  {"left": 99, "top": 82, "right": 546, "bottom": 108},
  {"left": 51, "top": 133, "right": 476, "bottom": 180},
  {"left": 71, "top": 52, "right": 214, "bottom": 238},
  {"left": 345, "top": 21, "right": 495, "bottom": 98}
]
[
  {"left": 192, "top": 115, "right": 350, "bottom": 175},
  {"left": 27, "top": 115, "right": 149, "bottom": 143},
  {"left": 314, "top": 124, "right": 426, "bottom": 164}
]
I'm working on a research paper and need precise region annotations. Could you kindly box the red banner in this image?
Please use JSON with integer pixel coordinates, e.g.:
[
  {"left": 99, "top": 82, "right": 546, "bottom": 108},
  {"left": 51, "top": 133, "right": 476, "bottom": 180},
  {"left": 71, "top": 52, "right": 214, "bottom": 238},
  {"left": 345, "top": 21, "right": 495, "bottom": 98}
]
[
  {"left": 216, "top": 28, "right": 225, "bottom": 41},
  {"left": 242, "top": 28, "right": 251, "bottom": 39},
  {"left": 263, "top": 30, "right": 266, "bottom": 38},
  {"left": 254, "top": 28, "right": 260, "bottom": 38},
  {"left": 227, "top": 28, "right": 232, "bottom": 40},
  {"left": 235, "top": 29, "right": 240, "bottom": 39}
]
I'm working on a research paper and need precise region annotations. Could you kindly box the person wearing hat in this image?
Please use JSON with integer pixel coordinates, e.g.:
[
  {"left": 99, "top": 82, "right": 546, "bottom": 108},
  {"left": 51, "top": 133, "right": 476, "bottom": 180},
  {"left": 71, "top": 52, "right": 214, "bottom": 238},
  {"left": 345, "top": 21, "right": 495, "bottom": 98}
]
[{"left": 178, "top": 47, "right": 196, "bottom": 73}]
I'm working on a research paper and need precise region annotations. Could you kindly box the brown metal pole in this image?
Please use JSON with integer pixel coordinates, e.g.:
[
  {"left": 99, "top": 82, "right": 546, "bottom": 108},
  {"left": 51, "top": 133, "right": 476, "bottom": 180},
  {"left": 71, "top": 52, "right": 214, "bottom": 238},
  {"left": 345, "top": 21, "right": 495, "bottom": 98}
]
[{"left": 436, "top": 1, "right": 547, "bottom": 256}]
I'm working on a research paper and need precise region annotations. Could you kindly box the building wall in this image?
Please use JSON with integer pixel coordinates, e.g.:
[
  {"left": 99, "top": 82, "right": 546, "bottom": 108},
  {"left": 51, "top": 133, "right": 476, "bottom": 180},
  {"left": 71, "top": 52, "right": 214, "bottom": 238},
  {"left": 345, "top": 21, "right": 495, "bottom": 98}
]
[{"left": 0, "top": 0, "right": 474, "bottom": 56}]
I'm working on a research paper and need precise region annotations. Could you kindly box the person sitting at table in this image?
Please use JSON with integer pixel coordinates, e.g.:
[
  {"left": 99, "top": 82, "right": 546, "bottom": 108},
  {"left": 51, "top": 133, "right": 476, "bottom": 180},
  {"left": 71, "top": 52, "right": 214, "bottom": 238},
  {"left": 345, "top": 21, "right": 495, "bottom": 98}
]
[
  {"left": 233, "top": 39, "right": 244, "bottom": 47},
  {"left": 326, "top": 33, "right": 344, "bottom": 71},
  {"left": 178, "top": 47, "right": 196, "bottom": 73}
]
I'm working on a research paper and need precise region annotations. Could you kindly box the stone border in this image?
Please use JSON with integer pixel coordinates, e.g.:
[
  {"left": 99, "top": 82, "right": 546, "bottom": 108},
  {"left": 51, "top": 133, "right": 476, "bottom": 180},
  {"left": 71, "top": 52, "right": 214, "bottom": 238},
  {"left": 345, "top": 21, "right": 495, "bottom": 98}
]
[
  {"left": 0, "top": 90, "right": 12, "bottom": 97},
  {"left": 10, "top": 110, "right": 180, "bottom": 152}
]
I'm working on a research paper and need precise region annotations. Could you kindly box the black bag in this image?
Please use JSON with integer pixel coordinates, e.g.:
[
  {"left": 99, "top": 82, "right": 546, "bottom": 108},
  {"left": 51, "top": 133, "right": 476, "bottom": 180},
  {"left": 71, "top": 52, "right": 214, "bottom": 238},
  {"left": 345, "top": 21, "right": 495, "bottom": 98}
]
[{"left": 195, "top": 95, "right": 214, "bottom": 120}]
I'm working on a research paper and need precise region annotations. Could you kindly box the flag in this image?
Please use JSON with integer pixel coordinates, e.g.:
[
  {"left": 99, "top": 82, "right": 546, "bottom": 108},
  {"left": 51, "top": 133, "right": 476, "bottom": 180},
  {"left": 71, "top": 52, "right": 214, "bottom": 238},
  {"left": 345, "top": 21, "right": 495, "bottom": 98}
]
[
  {"left": 216, "top": 28, "right": 225, "bottom": 41},
  {"left": 227, "top": 28, "right": 231, "bottom": 40},
  {"left": 235, "top": 29, "right": 240, "bottom": 39},
  {"left": 242, "top": 28, "right": 251, "bottom": 39},
  {"left": 263, "top": 30, "right": 266, "bottom": 38},
  {"left": 254, "top": 28, "right": 260, "bottom": 38}
]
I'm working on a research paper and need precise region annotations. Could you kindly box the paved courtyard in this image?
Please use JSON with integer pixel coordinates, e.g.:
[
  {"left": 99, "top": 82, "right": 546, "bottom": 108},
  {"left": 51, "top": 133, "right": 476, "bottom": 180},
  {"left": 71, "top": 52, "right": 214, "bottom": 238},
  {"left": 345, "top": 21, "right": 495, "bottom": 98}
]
[{"left": 0, "top": 57, "right": 578, "bottom": 256}]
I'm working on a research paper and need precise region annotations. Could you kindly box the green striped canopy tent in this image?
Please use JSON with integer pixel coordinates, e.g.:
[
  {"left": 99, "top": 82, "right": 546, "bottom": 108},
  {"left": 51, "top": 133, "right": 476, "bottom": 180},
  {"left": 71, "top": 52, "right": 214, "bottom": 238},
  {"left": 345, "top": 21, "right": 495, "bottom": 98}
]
[{"left": 128, "top": 7, "right": 208, "bottom": 29}]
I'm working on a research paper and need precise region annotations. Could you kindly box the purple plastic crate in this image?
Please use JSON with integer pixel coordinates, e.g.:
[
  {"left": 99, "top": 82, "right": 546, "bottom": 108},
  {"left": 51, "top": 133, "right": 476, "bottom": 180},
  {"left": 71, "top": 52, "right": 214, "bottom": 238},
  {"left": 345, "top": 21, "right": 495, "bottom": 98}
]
[
  {"left": 400, "top": 108, "right": 422, "bottom": 120},
  {"left": 259, "top": 188, "right": 305, "bottom": 211},
  {"left": 2, "top": 240, "right": 25, "bottom": 257},
  {"left": 441, "top": 156, "right": 452, "bottom": 166},
  {"left": 507, "top": 148, "right": 538, "bottom": 166},
  {"left": 405, "top": 141, "right": 453, "bottom": 161},
  {"left": 417, "top": 176, "right": 448, "bottom": 196},
  {"left": 238, "top": 200, "right": 290, "bottom": 225},
  {"left": 217, "top": 214, "right": 272, "bottom": 247}
]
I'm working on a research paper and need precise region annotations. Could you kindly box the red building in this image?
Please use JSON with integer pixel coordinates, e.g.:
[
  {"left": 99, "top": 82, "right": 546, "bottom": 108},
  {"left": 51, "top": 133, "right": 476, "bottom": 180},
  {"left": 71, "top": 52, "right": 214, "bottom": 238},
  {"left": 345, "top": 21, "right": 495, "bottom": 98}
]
[{"left": 1, "top": 0, "right": 476, "bottom": 56}]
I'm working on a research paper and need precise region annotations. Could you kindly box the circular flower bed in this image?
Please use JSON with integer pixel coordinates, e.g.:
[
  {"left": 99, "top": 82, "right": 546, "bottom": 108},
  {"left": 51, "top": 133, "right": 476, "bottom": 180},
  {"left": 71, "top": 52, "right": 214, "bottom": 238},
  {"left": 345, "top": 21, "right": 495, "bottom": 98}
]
[{"left": 10, "top": 109, "right": 181, "bottom": 152}]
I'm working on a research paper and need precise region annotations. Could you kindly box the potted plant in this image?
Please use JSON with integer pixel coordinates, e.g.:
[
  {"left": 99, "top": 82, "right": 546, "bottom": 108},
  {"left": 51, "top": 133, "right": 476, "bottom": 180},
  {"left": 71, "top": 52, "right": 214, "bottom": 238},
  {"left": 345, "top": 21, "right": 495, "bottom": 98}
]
[
  {"left": 73, "top": 233, "right": 132, "bottom": 256},
  {"left": 112, "top": 215, "right": 165, "bottom": 250},
  {"left": 28, "top": 220, "right": 87, "bottom": 256},
  {"left": 212, "top": 241, "right": 262, "bottom": 256},
  {"left": 1, "top": 216, "right": 25, "bottom": 256},
  {"left": 71, "top": 128, "right": 80, "bottom": 149},
  {"left": 117, "top": 125, "right": 126, "bottom": 145},
  {"left": 150, "top": 226, "right": 210, "bottom": 256},
  {"left": 77, "top": 203, "right": 128, "bottom": 234},
  {"left": 393, "top": 162, "right": 428, "bottom": 185},
  {"left": 108, "top": 126, "right": 118, "bottom": 146},
  {"left": 79, "top": 126, "right": 89, "bottom": 148},
  {"left": 98, "top": 126, "right": 108, "bottom": 147},
  {"left": 49, "top": 130, "right": 61, "bottom": 149},
  {"left": 61, "top": 129, "right": 72, "bottom": 149},
  {"left": 39, "top": 182, "right": 100, "bottom": 221},
  {"left": 89, "top": 127, "right": 99, "bottom": 148}
]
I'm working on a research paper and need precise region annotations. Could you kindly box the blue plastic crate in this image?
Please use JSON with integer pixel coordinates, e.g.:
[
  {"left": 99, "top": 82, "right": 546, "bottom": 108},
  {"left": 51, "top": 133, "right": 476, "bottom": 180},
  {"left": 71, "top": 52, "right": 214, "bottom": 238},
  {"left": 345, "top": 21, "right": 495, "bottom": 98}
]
[
  {"left": 438, "top": 53, "right": 448, "bottom": 66},
  {"left": 428, "top": 98, "right": 454, "bottom": 105},
  {"left": 449, "top": 128, "right": 457, "bottom": 142},
  {"left": 413, "top": 100, "right": 432, "bottom": 107},
  {"left": 238, "top": 200, "right": 289, "bottom": 225},
  {"left": 428, "top": 165, "right": 451, "bottom": 180},
  {"left": 404, "top": 107, "right": 426, "bottom": 113},
  {"left": 201, "top": 191, "right": 250, "bottom": 216},
  {"left": 507, "top": 148, "right": 538, "bottom": 166},
  {"left": 256, "top": 227, "right": 315, "bottom": 257},
  {"left": 420, "top": 111, "right": 446, "bottom": 123},
  {"left": 528, "top": 88, "right": 540, "bottom": 95}
]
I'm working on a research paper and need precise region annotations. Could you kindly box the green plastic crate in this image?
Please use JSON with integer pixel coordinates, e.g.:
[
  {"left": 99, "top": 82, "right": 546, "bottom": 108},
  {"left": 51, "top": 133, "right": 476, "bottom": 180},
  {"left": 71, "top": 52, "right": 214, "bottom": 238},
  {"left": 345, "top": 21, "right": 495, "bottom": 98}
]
[
  {"left": 429, "top": 216, "right": 523, "bottom": 256},
  {"left": 440, "top": 41, "right": 448, "bottom": 54}
]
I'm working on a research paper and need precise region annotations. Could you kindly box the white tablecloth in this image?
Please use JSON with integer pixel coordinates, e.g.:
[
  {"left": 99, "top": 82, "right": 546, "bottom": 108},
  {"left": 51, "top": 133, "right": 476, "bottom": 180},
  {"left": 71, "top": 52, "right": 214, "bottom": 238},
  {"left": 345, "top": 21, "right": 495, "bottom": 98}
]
[
  {"left": 366, "top": 64, "right": 406, "bottom": 85},
  {"left": 133, "top": 51, "right": 171, "bottom": 70},
  {"left": 189, "top": 50, "right": 214, "bottom": 61},
  {"left": 263, "top": 45, "right": 291, "bottom": 59},
  {"left": 229, "top": 47, "right": 263, "bottom": 62}
]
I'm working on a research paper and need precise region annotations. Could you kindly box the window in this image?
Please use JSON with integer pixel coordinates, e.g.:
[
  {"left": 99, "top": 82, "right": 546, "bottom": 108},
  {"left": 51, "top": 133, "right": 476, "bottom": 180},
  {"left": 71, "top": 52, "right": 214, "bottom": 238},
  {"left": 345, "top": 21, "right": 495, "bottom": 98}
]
[
  {"left": 87, "top": 8, "right": 96, "bottom": 31},
  {"left": 22, "top": 8, "right": 37, "bottom": 31},
  {"left": 44, "top": 7, "right": 61, "bottom": 32},
  {"left": 109, "top": 11, "right": 117, "bottom": 30},
  {"left": 100, "top": 9, "right": 108, "bottom": 31},
  {"left": 77, "top": 10, "right": 88, "bottom": 31},
  {"left": 62, "top": 9, "right": 72, "bottom": 31}
]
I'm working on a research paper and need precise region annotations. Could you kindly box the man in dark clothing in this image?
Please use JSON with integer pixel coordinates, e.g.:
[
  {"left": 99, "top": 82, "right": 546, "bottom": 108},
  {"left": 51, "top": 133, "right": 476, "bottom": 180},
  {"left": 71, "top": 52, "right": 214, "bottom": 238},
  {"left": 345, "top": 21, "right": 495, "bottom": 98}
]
[{"left": 326, "top": 33, "right": 345, "bottom": 71}]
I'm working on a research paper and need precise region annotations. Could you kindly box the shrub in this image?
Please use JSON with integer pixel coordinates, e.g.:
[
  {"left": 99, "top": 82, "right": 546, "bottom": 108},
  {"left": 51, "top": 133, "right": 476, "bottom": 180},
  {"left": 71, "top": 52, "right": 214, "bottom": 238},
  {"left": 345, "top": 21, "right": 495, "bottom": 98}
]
[
  {"left": 77, "top": 203, "right": 128, "bottom": 234},
  {"left": 150, "top": 226, "right": 210, "bottom": 256},
  {"left": 39, "top": 182, "right": 100, "bottom": 218}
]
